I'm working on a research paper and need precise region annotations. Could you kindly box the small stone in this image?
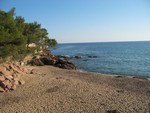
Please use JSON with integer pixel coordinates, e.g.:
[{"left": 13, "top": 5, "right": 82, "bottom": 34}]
[
  {"left": 13, "top": 77, "right": 20, "bottom": 81},
  {"left": 7, "top": 82, "right": 12, "bottom": 89},
  {"left": 30, "top": 70, "right": 34, "bottom": 74},
  {"left": 11, "top": 84, "right": 17, "bottom": 90},
  {"left": 20, "top": 61, "right": 24, "bottom": 66},
  {"left": 0, "top": 76, "right": 5, "bottom": 81},
  {"left": 19, "top": 80, "right": 25, "bottom": 85},
  {"left": 22, "top": 68, "right": 27, "bottom": 72},
  {"left": 13, "top": 80, "right": 19, "bottom": 85},
  {"left": 10, "top": 64, "right": 24, "bottom": 75},
  {"left": 3, "top": 64, "right": 11, "bottom": 70},
  {"left": 0, "top": 87, "right": 5, "bottom": 92},
  {"left": 0, "top": 65, "right": 6, "bottom": 72},
  {"left": 9, "top": 69, "right": 14, "bottom": 74},
  {"left": 2, "top": 70, "right": 12, "bottom": 76},
  {"left": 2, "top": 80, "right": 10, "bottom": 87},
  {"left": 30, "top": 69, "right": 37, "bottom": 74},
  {"left": 4, "top": 75, "right": 13, "bottom": 80},
  {"left": 13, "top": 74, "right": 21, "bottom": 81}
]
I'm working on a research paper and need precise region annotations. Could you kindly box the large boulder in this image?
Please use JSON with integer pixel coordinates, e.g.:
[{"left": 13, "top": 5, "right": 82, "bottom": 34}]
[
  {"left": 40, "top": 56, "right": 56, "bottom": 65},
  {"left": 29, "top": 50, "right": 76, "bottom": 70},
  {"left": 55, "top": 59, "right": 76, "bottom": 70},
  {"left": 30, "top": 59, "right": 44, "bottom": 66}
]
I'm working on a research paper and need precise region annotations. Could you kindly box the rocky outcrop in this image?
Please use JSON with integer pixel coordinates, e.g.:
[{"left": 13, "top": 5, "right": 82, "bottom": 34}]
[
  {"left": 0, "top": 63, "right": 31, "bottom": 92},
  {"left": 29, "top": 50, "right": 76, "bottom": 70},
  {"left": 57, "top": 55, "right": 98, "bottom": 60},
  {"left": 30, "top": 58, "right": 44, "bottom": 66},
  {"left": 55, "top": 59, "right": 76, "bottom": 70}
]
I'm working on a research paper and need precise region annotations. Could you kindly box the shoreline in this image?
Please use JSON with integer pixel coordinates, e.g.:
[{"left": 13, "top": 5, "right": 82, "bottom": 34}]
[
  {"left": 55, "top": 54, "right": 150, "bottom": 80},
  {"left": 0, "top": 65, "right": 150, "bottom": 113},
  {"left": 77, "top": 69, "right": 150, "bottom": 80}
]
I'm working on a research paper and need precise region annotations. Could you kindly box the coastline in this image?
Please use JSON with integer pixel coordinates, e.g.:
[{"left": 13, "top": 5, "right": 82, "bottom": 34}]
[
  {"left": 77, "top": 69, "right": 150, "bottom": 81},
  {"left": 0, "top": 65, "right": 150, "bottom": 113}
]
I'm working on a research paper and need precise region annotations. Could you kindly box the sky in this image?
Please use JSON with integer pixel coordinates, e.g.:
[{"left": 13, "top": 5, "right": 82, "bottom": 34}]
[{"left": 0, "top": 0, "right": 150, "bottom": 43}]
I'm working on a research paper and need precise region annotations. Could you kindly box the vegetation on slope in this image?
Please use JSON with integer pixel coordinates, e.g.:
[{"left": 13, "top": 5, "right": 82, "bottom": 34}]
[{"left": 0, "top": 8, "right": 57, "bottom": 61}]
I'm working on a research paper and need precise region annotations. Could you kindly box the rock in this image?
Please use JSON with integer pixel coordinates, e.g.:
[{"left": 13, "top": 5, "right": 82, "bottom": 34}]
[
  {"left": 88, "top": 56, "right": 97, "bottom": 58},
  {"left": 56, "top": 59, "right": 76, "bottom": 70},
  {"left": 13, "top": 77, "right": 20, "bottom": 81},
  {"left": 58, "top": 55, "right": 71, "bottom": 58},
  {"left": 30, "top": 59, "right": 44, "bottom": 66},
  {"left": 20, "top": 61, "right": 24, "bottom": 66},
  {"left": 21, "top": 68, "right": 28, "bottom": 73},
  {"left": 0, "top": 63, "right": 29, "bottom": 92},
  {"left": 9, "top": 69, "right": 15, "bottom": 74},
  {"left": 13, "top": 73, "right": 21, "bottom": 80},
  {"left": 83, "top": 59, "right": 88, "bottom": 61},
  {"left": 1, "top": 70, "right": 12, "bottom": 76},
  {"left": 0, "top": 76, "right": 5, "bottom": 81},
  {"left": 11, "top": 84, "right": 17, "bottom": 90},
  {"left": 40, "top": 56, "right": 55, "bottom": 65},
  {"left": 7, "top": 82, "right": 13, "bottom": 89},
  {"left": 28, "top": 50, "right": 76, "bottom": 70},
  {"left": 30, "top": 69, "right": 36, "bottom": 74},
  {"left": 0, "top": 87, "right": 5, "bottom": 92},
  {"left": 132, "top": 76, "right": 148, "bottom": 80},
  {"left": 3, "top": 64, "right": 10, "bottom": 70},
  {"left": 2, "top": 80, "right": 11, "bottom": 89},
  {"left": 13, "top": 80, "right": 19, "bottom": 85},
  {"left": 74, "top": 56, "right": 82, "bottom": 59},
  {"left": 10, "top": 64, "right": 25, "bottom": 75},
  {"left": 19, "top": 80, "right": 25, "bottom": 85},
  {"left": 0, "top": 66, "right": 6, "bottom": 72},
  {"left": 2, "top": 80, "right": 10, "bottom": 86},
  {"left": 4, "top": 75, "right": 13, "bottom": 81},
  {"left": 116, "top": 89, "right": 124, "bottom": 93}
]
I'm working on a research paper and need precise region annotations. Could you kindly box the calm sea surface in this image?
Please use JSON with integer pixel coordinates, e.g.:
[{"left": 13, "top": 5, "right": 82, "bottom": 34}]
[{"left": 51, "top": 41, "right": 150, "bottom": 78}]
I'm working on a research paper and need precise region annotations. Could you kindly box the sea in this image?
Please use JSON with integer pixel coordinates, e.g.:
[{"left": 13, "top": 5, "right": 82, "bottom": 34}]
[{"left": 51, "top": 41, "right": 150, "bottom": 78}]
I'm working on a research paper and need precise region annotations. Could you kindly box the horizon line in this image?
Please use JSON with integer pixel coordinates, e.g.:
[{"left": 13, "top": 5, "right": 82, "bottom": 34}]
[{"left": 58, "top": 40, "right": 150, "bottom": 44}]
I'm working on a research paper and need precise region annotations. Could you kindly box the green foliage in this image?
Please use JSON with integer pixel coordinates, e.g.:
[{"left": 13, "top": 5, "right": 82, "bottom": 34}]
[
  {"left": 0, "top": 8, "right": 57, "bottom": 60},
  {"left": 45, "top": 39, "right": 58, "bottom": 49}
]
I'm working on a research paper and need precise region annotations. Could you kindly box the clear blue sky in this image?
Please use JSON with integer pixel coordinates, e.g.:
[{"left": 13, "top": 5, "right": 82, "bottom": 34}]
[{"left": 1, "top": 0, "right": 150, "bottom": 43}]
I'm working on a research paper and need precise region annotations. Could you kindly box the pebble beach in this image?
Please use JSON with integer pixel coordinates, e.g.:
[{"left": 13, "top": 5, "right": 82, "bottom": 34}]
[{"left": 0, "top": 66, "right": 150, "bottom": 113}]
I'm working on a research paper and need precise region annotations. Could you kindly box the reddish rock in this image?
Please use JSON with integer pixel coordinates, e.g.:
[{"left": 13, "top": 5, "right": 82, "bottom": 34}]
[
  {"left": 4, "top": 75, "right": 13, "bottom": 81},
  {"left": 0, "top": 63, "right": 28, "bottom": 92},
  {"left": 1, "top": 70, "right": 12, "bottom": 76},
  {"left": 18, "top": 66, "right": 24, "bottom": 72},
  {"left": 13, "top": 74, "right": 21, "bottom": 81},
  {"left": 11, "top": 84, "right": 17, "bottom": 90},
  {"left": 7, "top": 82, "right": 12, "bottom": 89},
  {"left": 9, "top": 69, "right": 15, "bottom": 74},
  {"left": 22, "top": 68, "right": 31, "bottom": 74},
  {"left": 0, "top": 76, "right": 5, "bottom": 81},
  {"left": 3, "top": 64, "right": 11, "bottom": 70},
  {"left": 13, "top": 80, "right": 19, "bottom": 85},
  {"left": 0, "top": 66, "right": 6, "bottom": 72},
  {"left": 13, "top": 77, "right": 20, "bottom": 81},
  {"left": 2, "top": 80, "right": 10, "bottom": 87},
  {"left": 10, "top": 64, "right": 25, "bottom": 75}
]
